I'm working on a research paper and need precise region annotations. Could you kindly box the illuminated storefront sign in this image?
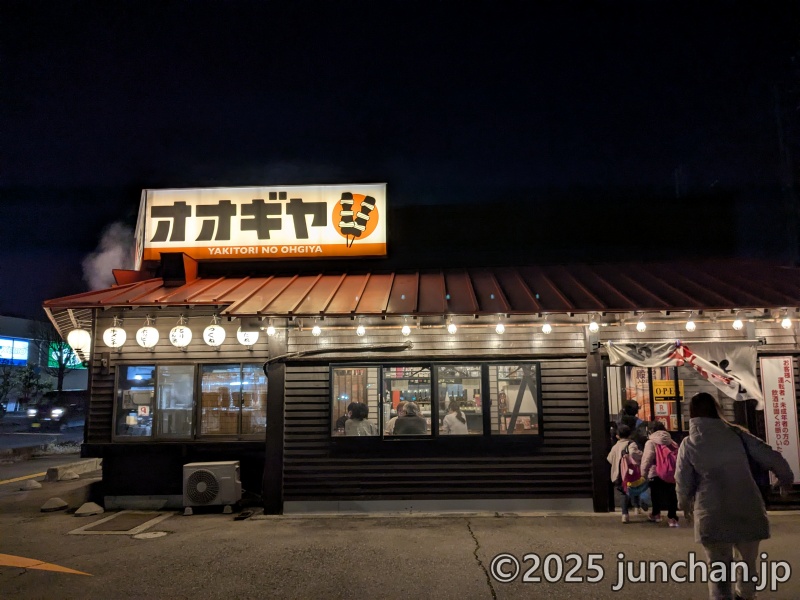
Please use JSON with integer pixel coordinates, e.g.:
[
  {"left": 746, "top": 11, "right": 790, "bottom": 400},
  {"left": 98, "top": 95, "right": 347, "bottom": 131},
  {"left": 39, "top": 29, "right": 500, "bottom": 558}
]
[
  {"left": 0, "top": 337, "right": 29, "bottom": 366},
  {"left": 135, "top": 184, "right": 387, "bottom": 267}
]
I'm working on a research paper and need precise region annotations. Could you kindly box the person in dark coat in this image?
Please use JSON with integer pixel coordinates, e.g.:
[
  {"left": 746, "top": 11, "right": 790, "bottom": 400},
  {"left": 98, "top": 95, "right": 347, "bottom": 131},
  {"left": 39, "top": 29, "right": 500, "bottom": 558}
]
[{"left": 393, "top": 401, "right": 428, "bottom": 435}]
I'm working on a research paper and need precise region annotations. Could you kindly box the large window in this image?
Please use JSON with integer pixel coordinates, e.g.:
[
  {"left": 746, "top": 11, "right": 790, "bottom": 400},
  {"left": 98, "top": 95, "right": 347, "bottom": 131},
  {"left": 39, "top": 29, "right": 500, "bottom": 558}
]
[
  {"left": 114, "top": 362, "right": 266, "bottom": 440},
  {"left": 115, "top": 365, "right": 156, "bottom": 437},
  {"left": 330, "top": 362, "right": 541, "bottom": 439},
  {"left": 332, "top": 367, "right": 379, "bottom": 436},
  {"left": 156, "top": 365, "right": 194, "bottom": 437},
  {"left": 383, "top": 366, "right": 431, "bottom": 436},
  {"left": 200, "top": 364, "right": 267, "bottom": 437},
  {"left": 489, "top": 364, "right": 540, "bottom": 435},
  {"left": 437, "top": 365, "right": 483, "bottom": 435}
]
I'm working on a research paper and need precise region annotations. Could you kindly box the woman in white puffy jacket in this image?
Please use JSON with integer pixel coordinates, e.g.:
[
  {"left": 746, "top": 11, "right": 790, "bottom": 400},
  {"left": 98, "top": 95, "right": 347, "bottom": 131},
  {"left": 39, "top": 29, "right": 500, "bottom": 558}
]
[{"left": 675, "top": 392, "right": 794, "bottom": 600}]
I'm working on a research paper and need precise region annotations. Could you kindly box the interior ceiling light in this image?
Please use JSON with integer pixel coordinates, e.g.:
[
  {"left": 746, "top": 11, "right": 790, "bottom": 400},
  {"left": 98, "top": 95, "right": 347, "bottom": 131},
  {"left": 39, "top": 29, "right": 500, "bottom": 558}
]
[
  {"left": 685, "top": 312, "right": 696, "bottom": 333},
  {"left": 103, "top": 317, "right": 127, "bottom": 349},
  {"left": 237, "top": 327, "right": 259, "bottom": 346},
  {"left": 169, "top": 315, "right": 192, "bottom": 348},
  {"left": 266, "top": 320, "right": 276, "bottom": 337},
  {"left": 447, "top": 318, "right": 457, "bottom": 335},
  {"left": 136, "top": 315, "right": 159, "bottom": 349},
  {"left": 732, "top": 312, "right": 744, "bottom": 331},
  {"left": 588, "top": 315, "right": 599, "bottom": 333},
  {"left": 203, "top": 315, "right": 226, "bottom": 348}
]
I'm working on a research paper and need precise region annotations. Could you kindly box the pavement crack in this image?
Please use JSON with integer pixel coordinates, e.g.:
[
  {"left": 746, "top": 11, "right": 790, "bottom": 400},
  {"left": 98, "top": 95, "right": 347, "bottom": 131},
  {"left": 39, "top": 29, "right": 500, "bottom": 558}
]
[{"left": 466, "top": 519, "right": 497, "bottom": 600}]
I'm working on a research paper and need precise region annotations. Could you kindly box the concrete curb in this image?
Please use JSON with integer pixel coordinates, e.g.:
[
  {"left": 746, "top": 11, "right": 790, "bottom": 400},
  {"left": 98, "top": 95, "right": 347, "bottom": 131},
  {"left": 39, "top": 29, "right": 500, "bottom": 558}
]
[{"left": 44, "top": 458, "right": 102, "bottom": 482}]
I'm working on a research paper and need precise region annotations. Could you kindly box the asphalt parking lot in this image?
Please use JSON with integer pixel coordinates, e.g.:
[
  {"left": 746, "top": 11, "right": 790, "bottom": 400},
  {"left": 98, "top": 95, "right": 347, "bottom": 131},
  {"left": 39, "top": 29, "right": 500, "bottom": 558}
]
[{"left": 1, "top": 473, "right": 800, "bottom": 600}]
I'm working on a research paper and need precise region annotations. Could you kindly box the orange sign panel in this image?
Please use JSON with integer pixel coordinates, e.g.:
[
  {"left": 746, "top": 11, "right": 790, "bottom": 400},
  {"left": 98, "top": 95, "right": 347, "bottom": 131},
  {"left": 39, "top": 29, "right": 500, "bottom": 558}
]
[{"left": 135, "top": 184, "right": 387, "bottom": 268}]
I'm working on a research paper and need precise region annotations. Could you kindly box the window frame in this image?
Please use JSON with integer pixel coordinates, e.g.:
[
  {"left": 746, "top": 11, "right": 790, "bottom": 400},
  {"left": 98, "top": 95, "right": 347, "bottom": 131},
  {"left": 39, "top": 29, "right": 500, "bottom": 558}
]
[
  {"left": 329, "top": 361, "right": 543, "bottom": 444},
  {"left": 111, "top": 360, "right": 267, "bottom": 442},
  {"left": 197, "top": 362, "right": 267, "bottom": 440}
]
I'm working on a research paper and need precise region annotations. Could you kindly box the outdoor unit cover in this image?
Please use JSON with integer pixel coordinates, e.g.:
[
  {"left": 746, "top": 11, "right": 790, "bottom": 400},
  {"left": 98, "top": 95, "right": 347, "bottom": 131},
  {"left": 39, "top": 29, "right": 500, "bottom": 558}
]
[{"left": 183, "top": 461, "right": 242, "bottom": 507}]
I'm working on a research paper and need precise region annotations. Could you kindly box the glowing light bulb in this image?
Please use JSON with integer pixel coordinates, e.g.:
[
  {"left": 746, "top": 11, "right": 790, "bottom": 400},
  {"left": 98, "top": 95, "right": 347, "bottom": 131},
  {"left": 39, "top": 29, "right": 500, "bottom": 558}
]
[
  {"left": 401, "top": 324, "right": 411, "bottom": 336},
  {"left": 781, "top": 317, "right": 792, "bottom": 330},
  {"left": 636, "top": 320, "right": 646, "bottom": 333},
  {"left": 266, "top": 325, "right": 276, "bottom": 337},
  {"left": 542, "top": 322, "right": 552, "bottom": 334},
  {"left": 686, "top": 319, "right": 696, "bottom": 332},
  {"left": 732, "top": 318, "right": 743, "bottom": 331},
  {"left": 311, "top": 325, "right": 322, "bottom": 337},
  {"left": 356, "top": 324, "right": 366, "bottom": 337},
  {"left": 495, "top": 322, "right": 505, "bottom": 334},
  {"left": 588, "top": 320, "right": 599, "bottom": 333},
  {"left": 447, "top": 322, "right": 457, "bottom": 335}
]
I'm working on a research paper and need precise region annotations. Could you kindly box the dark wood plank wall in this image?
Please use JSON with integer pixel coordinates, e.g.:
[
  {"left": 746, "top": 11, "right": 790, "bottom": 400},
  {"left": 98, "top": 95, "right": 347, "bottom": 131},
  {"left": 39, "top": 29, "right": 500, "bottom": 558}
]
[
  {"left": 283, "top": 326, "right": 593, "bottom": 501},
  {"left": 87, "top": 308, "right": 269, "bottom": 443}
]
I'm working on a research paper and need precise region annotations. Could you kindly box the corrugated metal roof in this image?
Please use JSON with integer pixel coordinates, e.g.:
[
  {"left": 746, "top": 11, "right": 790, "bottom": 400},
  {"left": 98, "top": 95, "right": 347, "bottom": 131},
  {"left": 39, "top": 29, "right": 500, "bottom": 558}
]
[{"left": 42, "top": 261, "right": 800, "bottom": 317}]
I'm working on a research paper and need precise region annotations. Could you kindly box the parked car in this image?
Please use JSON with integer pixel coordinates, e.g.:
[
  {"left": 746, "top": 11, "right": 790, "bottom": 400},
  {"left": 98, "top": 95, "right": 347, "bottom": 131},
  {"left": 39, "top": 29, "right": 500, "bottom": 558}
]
[{"left": 27, "top": 390, "right": 87, "bottom": 432}]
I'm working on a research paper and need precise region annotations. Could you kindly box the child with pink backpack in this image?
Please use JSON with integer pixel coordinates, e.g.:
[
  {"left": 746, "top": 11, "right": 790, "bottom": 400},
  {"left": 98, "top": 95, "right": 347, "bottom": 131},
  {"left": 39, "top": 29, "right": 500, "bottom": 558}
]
[
  {"left": 641, "top": 420, "right": 680, "bottom": 527},
  {"left": 607, "top": 423, "right": 645, "bottom": 523}
]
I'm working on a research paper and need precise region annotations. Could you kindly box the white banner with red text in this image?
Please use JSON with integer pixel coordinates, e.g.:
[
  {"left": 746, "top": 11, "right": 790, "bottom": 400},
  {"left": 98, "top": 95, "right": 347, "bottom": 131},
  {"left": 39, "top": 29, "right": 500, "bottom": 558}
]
[
  {"left": 760, "top": 356, "right": 800, "bottom": 484},
  {"left": 606, "top": 341, "right": 763, "bottom": 409}
]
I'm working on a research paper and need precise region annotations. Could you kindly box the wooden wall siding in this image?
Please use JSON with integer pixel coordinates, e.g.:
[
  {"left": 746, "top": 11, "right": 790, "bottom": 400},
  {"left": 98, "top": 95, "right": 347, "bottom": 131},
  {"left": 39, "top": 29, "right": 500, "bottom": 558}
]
[
  {"left": 282, "top": 358, "right": 591, "bottom": 501},
  {"left": 87, "top": 309, "right": 269, "bottom": 443},
  {"left": 287, "top": 325, "right": 586, "bottom": 359}
]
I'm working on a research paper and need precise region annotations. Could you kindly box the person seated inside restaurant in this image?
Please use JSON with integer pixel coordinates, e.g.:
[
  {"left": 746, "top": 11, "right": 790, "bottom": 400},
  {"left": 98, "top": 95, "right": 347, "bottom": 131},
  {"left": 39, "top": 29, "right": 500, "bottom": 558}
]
[
  {"left": 384, "top": 400, "right": 407, "bottom": 435},
  {"left": 344, "top": 402, "right": 377, "bottom": 436},
  {"left": 335, "top": 401, "right": 358, "bottom": 432},
  {"left": 393, "top": 401, "right": 428, "bottom": 435},
  {"left": 441, "top": 399, "right": 468, "bottom": 435}
]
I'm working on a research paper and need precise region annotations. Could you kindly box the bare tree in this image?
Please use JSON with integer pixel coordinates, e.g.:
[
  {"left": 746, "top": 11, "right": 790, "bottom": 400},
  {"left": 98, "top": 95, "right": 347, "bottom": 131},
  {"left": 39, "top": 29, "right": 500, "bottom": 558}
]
[
  {"left": 0, "top": 359, "right": 17, "bottom": 413},
  {"left": 29, "top": 320, "right": 80, "bottom": 393}
]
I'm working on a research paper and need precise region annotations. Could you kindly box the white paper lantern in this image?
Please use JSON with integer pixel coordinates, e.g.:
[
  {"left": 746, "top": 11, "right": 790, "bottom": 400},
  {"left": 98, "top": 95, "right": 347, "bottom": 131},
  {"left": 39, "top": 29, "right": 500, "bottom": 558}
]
[
  {"left": 169, "top": 325, "right": 192, "bottom": 348},
  {"left": 136, "top": 326, "right": 159, "bottom": 349},
  {"left": 67, "top": 328, "right": 91, "bottom": 353},
  {"left": 203, "top": 324, "right": 226, "bottom": 347},
  {"left": 237, "top": 327, "right": 259, "bottom": 346},
  {"left": 103, "top": 326, "right": 127, "bottom": 348}
]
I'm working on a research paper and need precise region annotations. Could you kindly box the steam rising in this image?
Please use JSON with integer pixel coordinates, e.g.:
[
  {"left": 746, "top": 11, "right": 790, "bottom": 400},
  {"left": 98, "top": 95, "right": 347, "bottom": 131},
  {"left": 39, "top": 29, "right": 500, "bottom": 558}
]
[{"left": 82, "top": 222, "right": 135, "bottom": 290}]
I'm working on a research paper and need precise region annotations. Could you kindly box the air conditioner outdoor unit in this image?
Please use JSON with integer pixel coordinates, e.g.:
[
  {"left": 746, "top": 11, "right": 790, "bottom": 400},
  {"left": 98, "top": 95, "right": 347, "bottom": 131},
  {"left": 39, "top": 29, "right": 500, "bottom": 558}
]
[{"left": 183, "top": 461, "right": 242, "bottom": 509}]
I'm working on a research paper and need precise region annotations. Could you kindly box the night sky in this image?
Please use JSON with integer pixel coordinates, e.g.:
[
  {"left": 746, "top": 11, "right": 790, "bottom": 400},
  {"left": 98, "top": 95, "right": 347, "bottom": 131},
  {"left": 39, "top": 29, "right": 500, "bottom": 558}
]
[{"left": 2, "top": 1, "right": 799, "bottom": 319}]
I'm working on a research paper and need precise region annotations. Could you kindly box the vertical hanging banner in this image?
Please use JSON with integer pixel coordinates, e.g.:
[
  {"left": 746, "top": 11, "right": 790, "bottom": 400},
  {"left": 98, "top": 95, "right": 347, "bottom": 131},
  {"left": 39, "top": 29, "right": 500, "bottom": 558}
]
[
  {"left": 134, "top": 184, "right": 387, "bottom": 267},
  {"left": 759, "top": 357, "right": 800, "bottom": 484}
]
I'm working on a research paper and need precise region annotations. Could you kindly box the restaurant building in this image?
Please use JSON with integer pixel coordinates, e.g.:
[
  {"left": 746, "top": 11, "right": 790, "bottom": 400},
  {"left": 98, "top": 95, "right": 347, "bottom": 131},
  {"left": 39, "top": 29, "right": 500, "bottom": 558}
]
[{"left": 43, "top": 185, "right": 800, "bottom": 513}]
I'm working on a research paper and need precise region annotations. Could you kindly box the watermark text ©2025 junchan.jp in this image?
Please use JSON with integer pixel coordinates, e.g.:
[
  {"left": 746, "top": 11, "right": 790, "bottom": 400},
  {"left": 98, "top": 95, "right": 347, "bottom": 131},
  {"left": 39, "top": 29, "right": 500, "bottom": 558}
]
[{"left": 489, "top": 551, "right": 791, "bottom": 592}]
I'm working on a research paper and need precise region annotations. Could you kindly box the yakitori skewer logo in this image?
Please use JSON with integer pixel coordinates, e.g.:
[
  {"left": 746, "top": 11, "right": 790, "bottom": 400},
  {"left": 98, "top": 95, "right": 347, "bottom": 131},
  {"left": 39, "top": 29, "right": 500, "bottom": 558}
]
[{"left": 332, "top": 192, "right": 379, "bottom": 248}]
